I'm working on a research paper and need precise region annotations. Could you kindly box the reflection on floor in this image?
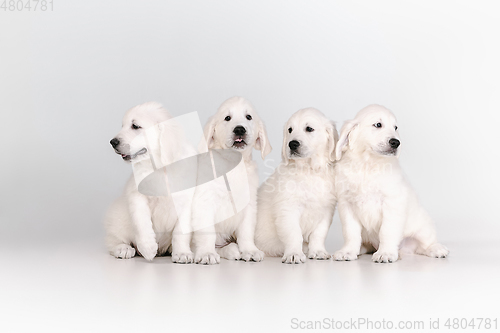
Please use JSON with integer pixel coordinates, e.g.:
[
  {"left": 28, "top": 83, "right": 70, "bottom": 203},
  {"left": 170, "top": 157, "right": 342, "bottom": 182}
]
[{"left": 2, "top": 240, "right": 499, "bottom": 332}]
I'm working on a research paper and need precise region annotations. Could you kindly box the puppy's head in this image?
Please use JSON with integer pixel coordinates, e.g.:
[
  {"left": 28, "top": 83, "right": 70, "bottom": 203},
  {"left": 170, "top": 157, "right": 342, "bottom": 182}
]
[
  {"left": 203, "top": 96, "right": 271, "bottom": 159},
  {"left": 110, "top": 102, "right": 171, "bottom": 164},
  {"left": 336, "top": 104, "right": 400, "bottom": 161},
  {"left": 281, "top": 108, "right": 338, "bottom": 167}
]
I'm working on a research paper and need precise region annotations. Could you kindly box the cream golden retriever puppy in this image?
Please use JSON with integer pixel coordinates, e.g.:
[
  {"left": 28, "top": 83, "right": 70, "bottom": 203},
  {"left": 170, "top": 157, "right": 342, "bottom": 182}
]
[
  {"left": 333, "top": 104, "right": 449, "bottom": 263},
  {"left": 255, "top": 108, "right": 338, "bottom": 264},
  {"left": 105, "top": 102, "right": 195, "bottom": 263},
  {"left": 192, "top": 96, "right": 272, "bottom": 264}
]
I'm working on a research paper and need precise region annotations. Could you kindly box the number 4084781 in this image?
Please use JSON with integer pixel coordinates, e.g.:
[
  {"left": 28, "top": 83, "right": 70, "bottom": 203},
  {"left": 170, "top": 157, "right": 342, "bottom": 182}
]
[{"left": 1, "top": 0, "right": 54, "bottom": 11}]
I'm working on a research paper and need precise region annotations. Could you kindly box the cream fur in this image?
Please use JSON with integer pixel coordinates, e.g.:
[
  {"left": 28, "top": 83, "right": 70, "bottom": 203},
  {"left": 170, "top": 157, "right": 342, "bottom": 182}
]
[
  {"left": 105, "top": 102, "right": 195, "bottom": 263},
  {"left": 192, "top": 96, "right": 272, "bottom": 265},
  {"left": 255, "top": 108, "right": 338, "bottom": 264},
  {"left": 333, "top": 104, "right": 449, "bottom": 263}
]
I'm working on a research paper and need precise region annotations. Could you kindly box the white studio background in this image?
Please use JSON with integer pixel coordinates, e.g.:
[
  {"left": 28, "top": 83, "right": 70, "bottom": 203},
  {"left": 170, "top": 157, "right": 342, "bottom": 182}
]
[
  {"left": 1, "top": 2, "right": 499, "bottom": 332},
  {"left": 1, "top": 0, "right": 498, "bottom": 246}
]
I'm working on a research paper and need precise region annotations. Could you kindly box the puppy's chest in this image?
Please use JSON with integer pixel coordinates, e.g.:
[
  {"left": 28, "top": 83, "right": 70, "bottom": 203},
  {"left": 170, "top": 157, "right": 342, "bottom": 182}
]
[
  {"left": 204, "top": 161, "right": 258, "bottom": 197},
  {"left": 294, "top": 176, "right": 336, "bottom": 208},
  {"left": 338, "top": 169, "right": 386, "bottom": 228},
  {"left": 147, "top": 197, "right": 178, "bottom": 229},
  {"left": 351, "top": 192, "right": 384, "bottom": 229}
]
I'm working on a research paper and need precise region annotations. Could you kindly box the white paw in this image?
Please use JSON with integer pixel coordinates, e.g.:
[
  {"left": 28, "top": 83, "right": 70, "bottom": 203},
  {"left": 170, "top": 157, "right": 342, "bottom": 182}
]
[
  {"left": 332, "top": 250, "right": 359, "bottom": 261},
  {"left": 425, "top": 243, "right": 449, "bottom": 258},
  {"left": 372, "top": 250, "right": 399, "bottom": 263},
  {"left": 219, "top": 243, "right": 242, "bottom": 260},
  {"left": 282, "top": 252, "right": 306, "bottom": 264},
  {"left": 308, "top": 249, "right": 331, "bottom": 260},
  {"left": 195, "top": 251, "right": 220, "bottom": 265},
  {"left": 240, "top": 249, "right": 265, "bottom": 262},
  {"left": 172, "top": 251, "right": 194, "bottom": 264},
  {"left": 136, "top": 237, "right": 158, "bottom": 261},
  {"left": 112, "top": 244, "right": 136, "bottom": 259}
]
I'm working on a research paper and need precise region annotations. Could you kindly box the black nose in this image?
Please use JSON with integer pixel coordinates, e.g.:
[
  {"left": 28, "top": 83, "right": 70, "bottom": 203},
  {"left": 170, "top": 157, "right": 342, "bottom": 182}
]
[
  {"left": 389, "top": 138, "right": 400, "bottom": 149},
  {"left": 110, "top": 138, "right": 120, "bottom": 148},
  {"left": 289, "top": 140, "right": 300, "bottom": 150},
  {"left": 233, "top": 126, "right": 246, "bottom": 136}
]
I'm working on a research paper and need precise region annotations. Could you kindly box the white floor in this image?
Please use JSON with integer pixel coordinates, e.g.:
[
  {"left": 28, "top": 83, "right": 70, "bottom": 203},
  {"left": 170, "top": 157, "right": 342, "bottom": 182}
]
[{"left": 2, "top": 239, "right": 499, "bottom": 333}]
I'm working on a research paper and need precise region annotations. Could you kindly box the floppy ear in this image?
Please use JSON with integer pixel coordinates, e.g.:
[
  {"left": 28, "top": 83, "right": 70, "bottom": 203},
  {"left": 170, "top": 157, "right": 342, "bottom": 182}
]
[
  {"left": 141, "top": 123, "right": 162, "bottom": 169},
  {"left": 281, "top": 123, "right": 289, "bottom": 165},
  {"left": 326, "top": 121, "right": 339, "bottom": 163},
  {"left": 203, "top": 115, "right": 217, "bottom": 149},
  {"left": 335, "top": 120, "right": 358, "bottom": 161},
  {"left": 254, "top": 119, "right": 272, "bottom": 160}
]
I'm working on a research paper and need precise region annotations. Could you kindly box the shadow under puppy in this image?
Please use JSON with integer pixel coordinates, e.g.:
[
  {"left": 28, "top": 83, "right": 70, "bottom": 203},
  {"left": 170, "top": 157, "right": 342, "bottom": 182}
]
[
  {"left": 191, "top": 96, "right": 272, "bottom": 264},
  {"left": 255, "top": 108, "right": 338, "bottom": 264},
  {"left": 333, "top": 104, "right": 449, "bottom": 263},
  {"left": 105, "top": 102, "right": 195, "bottom": 263}
]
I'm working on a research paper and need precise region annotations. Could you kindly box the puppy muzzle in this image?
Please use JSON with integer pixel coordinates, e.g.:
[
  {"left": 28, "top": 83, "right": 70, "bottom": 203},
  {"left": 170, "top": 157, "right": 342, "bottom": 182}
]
[
  {"left": 115, "top": 147, "right": 148, "bottom": 161},
  {"left": 231, "top": 128, "right": 248, "bottom": 149}
]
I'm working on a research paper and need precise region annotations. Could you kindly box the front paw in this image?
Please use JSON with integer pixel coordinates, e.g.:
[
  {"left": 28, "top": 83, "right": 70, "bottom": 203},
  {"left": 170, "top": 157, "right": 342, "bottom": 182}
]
[
  {"left": 425, "top": 243, "right": 449, "bottom": 258},
  {"left": 333, "top": 250, "right": 359, "bottom": 261},
  {"left": 282, "top": 252, "right": 306, "bottom": 264},
  {"left": 172, "top": 251, "right": 194, "bottom": 264},
  {"left": 112, "top": 244, "right": 136, "bottom": 259},
  {"left": 240, "top": 249, "right": 265, "bottom": 262},
  {"left": 195, "top": 251, "right": 220, "bottom": 265},
  {"left": 136, "top": 238, "right": 158, "bottom": 261},
  {"left": 307, "top": 249, "right": 331, "bottom": 260},
  {"left": 372, "top": 250, "right": 399, "bottom": 263},
  {"left": 219, "top": 243, "right": 241, "bottom": 260}
]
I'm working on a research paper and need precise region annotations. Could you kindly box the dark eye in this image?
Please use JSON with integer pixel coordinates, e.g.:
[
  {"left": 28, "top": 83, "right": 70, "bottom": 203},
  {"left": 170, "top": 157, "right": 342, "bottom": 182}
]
[
  {"left": 288, "top": 127, "right": 292, "bottom": 133},
  {"left": 373, "top": 123, "right": 382, "bottom": 128},
  {"left": 306, "top": 126, "right": 314, "bottom": 132},
  {"left": 131, "top": 124, "right": 141, "bottom": 130},
  {"left": 395, "top": 126, "right": 398, "bottom": 130},
  {"left": 246, "top": 115, "right": 252, "bottom": 120},
  {"left": 224, "top": 116, "right": 231, "bottom": 121}
]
